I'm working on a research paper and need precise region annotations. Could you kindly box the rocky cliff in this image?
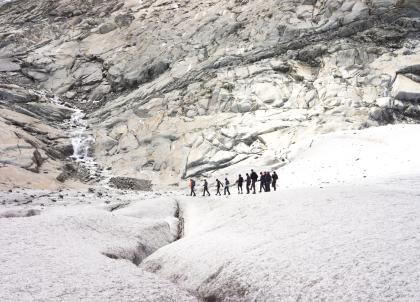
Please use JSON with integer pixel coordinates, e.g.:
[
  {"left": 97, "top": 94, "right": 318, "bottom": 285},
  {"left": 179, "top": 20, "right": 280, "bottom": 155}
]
[{"left": 1, "top": 0, "right": 420, "bottom": 188}]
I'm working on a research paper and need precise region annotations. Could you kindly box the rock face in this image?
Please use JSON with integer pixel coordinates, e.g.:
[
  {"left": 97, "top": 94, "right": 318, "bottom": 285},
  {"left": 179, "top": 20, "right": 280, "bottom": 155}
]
[
  {"left": 1, "top": 0, "right": 420, "bottom": 187},
  {"left": 0, "top": 84, "right": 74, "bottom": 189}
]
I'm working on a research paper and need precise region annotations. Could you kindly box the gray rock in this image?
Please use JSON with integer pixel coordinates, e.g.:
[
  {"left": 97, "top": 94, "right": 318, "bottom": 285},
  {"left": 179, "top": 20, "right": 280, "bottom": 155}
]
[
  {"left": 0, "top": 209, "right": 41, "bottom": 218},
  {"left": 21, "top": 69, "right": 49, "bottom": 82},
  {"left": 98, "top": 22, "right": 117, "bottom": 34},
  {"left": 108, "top": 177, "right": 152, "bottom": 191},
  {"left": 0, "top": 84, "right": 38, "bottom": 103},
  {"left": 392, "top": 74, "right": 420, "bottom": 102},
  {"left": 114, "top": 13, "right": 134, "bottom": 27},
  {"left": 73, "top": 62, "right": 103, "bottom": 86},
  {"left": 21, "top": 103, "right": 73, "bottom": 123},
  {"left": 369, "top": 107, "right": 393, "bottom": 124},
  {"left": 0, "top": 58, "right": 20, "bottom": 72}
]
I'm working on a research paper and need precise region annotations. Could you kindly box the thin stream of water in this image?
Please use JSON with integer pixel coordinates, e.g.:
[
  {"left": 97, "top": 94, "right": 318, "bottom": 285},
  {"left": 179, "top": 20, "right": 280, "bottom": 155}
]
[
  {"left": 68, "top": 108, "right": 99, "bottom": 180},
  {"left": 69, "top": 109, "right": 95, "bottom": 161},
  {"left": 45, "top": 92, "right": 112, "bottom": 184}
]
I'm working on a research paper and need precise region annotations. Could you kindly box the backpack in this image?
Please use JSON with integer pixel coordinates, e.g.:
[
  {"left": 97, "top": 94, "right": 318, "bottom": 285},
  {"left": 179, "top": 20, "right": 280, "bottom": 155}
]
[
  {"left": 191, "top": 180, "right": 195, "bottom": 186},
  {"left": 226, "top": 179, "right": 230, "bottom": 185}
]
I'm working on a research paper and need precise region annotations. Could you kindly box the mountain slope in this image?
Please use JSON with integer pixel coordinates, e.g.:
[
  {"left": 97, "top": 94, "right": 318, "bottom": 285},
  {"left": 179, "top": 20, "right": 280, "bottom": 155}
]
[{"left": 1, "top": 0, "right": 420, "bottom": 187}]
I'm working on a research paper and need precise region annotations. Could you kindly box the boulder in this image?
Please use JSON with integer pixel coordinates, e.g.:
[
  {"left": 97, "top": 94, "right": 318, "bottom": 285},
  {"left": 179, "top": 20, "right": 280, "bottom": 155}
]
[
  {"left": 114, "top": 13, "right": 135, "bottom": 27},
  {"left": 392, "top": 75, "right": 420, "bottom": 102},
  {"left": 108, "top": 177, "right": 152, "bottom": 191},
  {"left": 73, "top": 62, "right": 103, "bottom": 86},
  {"left": 90, "top": 83, "right": 111, "bottom": 101},
  {"left": 369, "top": 107, "right": 393, "bottom": 124},
  {"left": 236, "top": 101, "right": 252, "bottom": 113},
  {"left": 98, "top": 22, "right": 117, "bottom": 34}
]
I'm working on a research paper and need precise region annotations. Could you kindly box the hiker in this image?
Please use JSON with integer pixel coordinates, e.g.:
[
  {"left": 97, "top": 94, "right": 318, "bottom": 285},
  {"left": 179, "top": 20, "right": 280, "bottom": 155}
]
[
  {"left": 189, "top": 179, "right": 196, "bottom": 196},
  {"left": 265, "top": 171, "right": 272, "bottom": 192},
  {"left": 259, "top": 172, "right": 265, "bottom": 193},
  {"left": 216, "top": 178, "right": 223, "bottom": 196},
  {"left": 246, "top": 173, "right": 251, "bottom": 194},
  {"left": 237, "top": 174, "right": 244, "bottom": 194},
  {"left": 250, "top": 169, "right": 258, "bottom": 194},
  {"left": 202, "top": 179, "right": 210, "bottom": 196},
  {"left": 272, "top": 171, "right": 278, "bottom": 191},
  {"left": 224, "top": 178, "right": 231, "bottom": 195}
]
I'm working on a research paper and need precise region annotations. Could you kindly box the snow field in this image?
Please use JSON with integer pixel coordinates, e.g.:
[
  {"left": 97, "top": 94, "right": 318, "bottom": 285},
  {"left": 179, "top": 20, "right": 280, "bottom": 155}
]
[
  {"left": 0, "top": 198, "right": 198, "bottom": 302},
  {"left": 1, "top": 124, "right": 420, "bottom": 301},
  {"left": 212, "top": 124, "right": 420, "bottom": 190},
  {"left": 144, "top": 180, "right": 420, "bottom": 301},
  {"left": 141, "top": 125, "right": 420, "bottom": 301}
]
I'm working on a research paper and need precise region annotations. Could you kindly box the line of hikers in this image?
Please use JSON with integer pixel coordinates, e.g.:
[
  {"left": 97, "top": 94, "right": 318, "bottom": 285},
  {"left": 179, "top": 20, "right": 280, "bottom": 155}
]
[{"left": 188, "top": 170, "right": 279, "bottom": 197}]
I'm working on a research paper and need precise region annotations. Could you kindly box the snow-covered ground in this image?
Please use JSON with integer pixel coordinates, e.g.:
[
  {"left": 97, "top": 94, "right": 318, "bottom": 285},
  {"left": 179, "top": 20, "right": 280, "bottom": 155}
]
[
  {"left": 214, "top": 124, "right": 420, "bottom": 190},
  {"left": 144, "top": 178, "right": 420, "bottom": 301},
  {"left": 1, "top": 124, "right": 420, "bottom": 301},
  {"left": 0, "top": 192, "right": 198, "bottom": 301},
  {"left": 278, "top": 124, "right": 420, "bottom": 189},
  {"left": 142, "top": 124, "right": 420, "bottom": 301}
]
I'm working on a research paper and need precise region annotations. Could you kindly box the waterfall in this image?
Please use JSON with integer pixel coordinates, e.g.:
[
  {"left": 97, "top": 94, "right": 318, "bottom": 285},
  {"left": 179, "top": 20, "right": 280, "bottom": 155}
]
[
  {"left": 67, "top": 107, "right": 107, "bottom": 182},
  {"left": 69, "top": 109, "right": 95, "bottom": 162},
  {"left": 44, "top": 92, "right": 111, "bottom": 183}
]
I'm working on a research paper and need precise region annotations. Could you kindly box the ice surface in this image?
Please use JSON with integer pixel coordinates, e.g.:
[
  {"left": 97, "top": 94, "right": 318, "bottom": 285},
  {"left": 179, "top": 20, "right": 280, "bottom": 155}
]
[
  {"left": 0, "top": 197, "right": 198, "bottom": 302},
  {"left": 142, "top": 125, "right": 420, "bottom": 301},
  {"left": 144, "top": 180, "right": 420, "bottom": 301},
  {"left": 1, "top": 124, "right": 420, "bottom": 301},
  {"left": 277, "top": 124, "right": 420, "bottom": 189},
  {"left": 211, "top": 124, "right": 420, "bottom": 190}
]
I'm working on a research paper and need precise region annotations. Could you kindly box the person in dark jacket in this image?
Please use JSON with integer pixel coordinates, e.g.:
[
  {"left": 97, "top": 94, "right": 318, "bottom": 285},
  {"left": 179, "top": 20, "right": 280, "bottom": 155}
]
[
  {"left": 265, "top": 172, "right": 272, "bottom": 192},
  {"left": 189, "top": 179, "right": 196, "bottom": 196},
  {"left": 237, "top": 174, "right": 244, "bottom": 194},
  {"left": 250, "top": 169, "right": 258, "bottom": 194},
  {"left": 272, "top": 171, "right": 278, "bottom": 191},
  {"left": 246, "top": 173, "right": 251, "bottom": 194},
  {"left": 215, "top": 178, "right": 223, "bottom": 196},
  {"left": 224, "top": 178, "right": 231, "bottom": 195},
  {"left": 202, "top": 179, "right": 210, "bottom": 196},
  {"left": 259, "top": 172, "right": 265, "bottom": 193}
]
